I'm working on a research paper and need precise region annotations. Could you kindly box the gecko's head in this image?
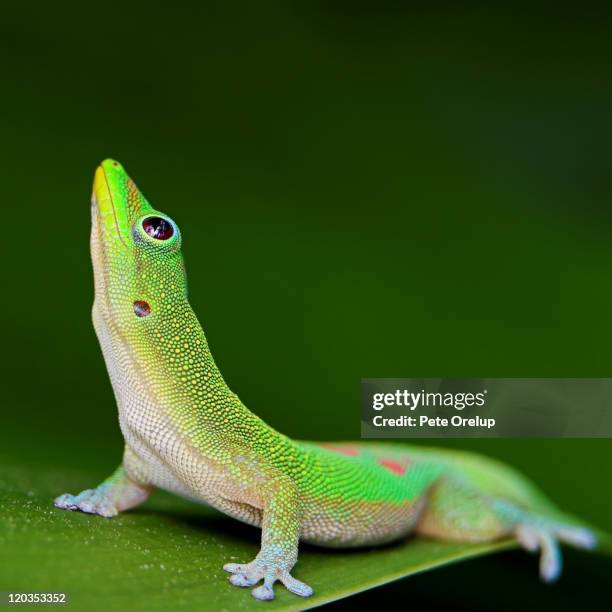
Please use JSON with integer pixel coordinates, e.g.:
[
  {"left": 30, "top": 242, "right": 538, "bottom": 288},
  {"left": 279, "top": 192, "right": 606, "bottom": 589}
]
[{"left": 90, "top": 159, "right": 187, "bottom": 328}]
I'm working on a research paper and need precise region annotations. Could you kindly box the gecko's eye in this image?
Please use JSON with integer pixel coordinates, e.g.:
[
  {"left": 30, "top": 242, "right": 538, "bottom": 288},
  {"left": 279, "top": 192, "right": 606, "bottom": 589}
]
[
  {"left": 134, "top": 213, "right": 180, "bottom": 249},
  {"left": 142, "top": 216, "right": 174, "bottom": 241}
]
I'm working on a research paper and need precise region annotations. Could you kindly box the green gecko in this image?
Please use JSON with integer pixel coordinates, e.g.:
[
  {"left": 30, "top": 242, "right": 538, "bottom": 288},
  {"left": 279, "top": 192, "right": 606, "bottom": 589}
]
[{"left": 55, "top": 159, "right": 596, "bottom": 601}]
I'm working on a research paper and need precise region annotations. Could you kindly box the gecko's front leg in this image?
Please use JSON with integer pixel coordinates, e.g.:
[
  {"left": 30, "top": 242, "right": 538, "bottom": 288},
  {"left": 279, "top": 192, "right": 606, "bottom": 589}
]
[
  {"left": 223, "top": 479, "right": 313, "bottom": 601},
  {"left": 54, "top": 446, "right": 152, "bottom": 518}
]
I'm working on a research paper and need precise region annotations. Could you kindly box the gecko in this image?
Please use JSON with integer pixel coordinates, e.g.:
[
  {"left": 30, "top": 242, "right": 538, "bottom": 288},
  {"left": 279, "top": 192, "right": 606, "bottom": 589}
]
[{"left": 54, "top": 159, "right": 597, "bottom": 601}]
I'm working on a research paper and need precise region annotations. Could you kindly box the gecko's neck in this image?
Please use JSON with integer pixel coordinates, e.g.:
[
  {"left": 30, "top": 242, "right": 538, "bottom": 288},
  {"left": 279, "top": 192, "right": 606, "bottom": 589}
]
[
  {"left": 160, "top": 303, "right": 293, "bottom": 452},
  {"left": 113, "top": 298, "right": 279, "bottom": 445}
]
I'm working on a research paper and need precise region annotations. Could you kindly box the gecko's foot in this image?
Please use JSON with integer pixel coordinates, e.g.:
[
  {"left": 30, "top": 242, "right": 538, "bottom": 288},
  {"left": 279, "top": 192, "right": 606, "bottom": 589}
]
[
  {"left": 54, "top": 489, "right": 118, "bottom": 518},
  {"left": 516, "top": 522, "right": 597, "bottom": 582},
  {"left": 223, "top": 559, "right": 313, "bottom": 601}
]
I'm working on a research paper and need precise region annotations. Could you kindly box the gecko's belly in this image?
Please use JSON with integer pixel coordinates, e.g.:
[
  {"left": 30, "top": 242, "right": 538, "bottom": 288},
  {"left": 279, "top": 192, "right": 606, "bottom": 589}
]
[
  {"left": 125, "top": 433, "right": 203, "bottom": 501},
  {"left": 299, "top": 496, "right": 424, "bottom": 547}
]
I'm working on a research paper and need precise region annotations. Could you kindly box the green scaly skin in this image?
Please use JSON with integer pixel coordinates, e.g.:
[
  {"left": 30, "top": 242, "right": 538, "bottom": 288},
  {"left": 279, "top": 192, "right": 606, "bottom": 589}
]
[{"left": 54, "top": 160, "right": 597, "bottom": 601}]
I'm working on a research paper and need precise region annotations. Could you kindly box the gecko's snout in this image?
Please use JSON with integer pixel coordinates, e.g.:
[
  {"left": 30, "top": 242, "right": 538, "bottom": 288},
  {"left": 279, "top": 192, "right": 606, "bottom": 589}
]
[
  {"left": 90, "top": 159, "right": 151, "bottom": 246},
  {"left": 92, "top": 159, "right": 122, "bottom": 210}
]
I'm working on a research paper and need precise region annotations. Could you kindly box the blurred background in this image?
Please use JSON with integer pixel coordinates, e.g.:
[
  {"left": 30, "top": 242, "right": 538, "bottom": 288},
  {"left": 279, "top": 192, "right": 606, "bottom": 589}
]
[{"left": 1, "top": 2, "right": 611, "bottom": 609}]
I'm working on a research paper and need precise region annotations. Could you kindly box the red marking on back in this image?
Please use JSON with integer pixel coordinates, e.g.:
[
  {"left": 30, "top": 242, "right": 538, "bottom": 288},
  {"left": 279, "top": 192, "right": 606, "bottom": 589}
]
[
  {"left": 321, "top": 444, "right": 359, "bottom": 457},
  {"left": 379, "top": 458, "right": 407, "bottom": 475}
]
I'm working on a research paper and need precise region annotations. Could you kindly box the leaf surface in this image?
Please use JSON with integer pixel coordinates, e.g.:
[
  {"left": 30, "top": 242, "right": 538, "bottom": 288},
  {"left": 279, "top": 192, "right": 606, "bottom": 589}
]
[{"left": 1, "top": 464, "right": 609, "bottom": 611}]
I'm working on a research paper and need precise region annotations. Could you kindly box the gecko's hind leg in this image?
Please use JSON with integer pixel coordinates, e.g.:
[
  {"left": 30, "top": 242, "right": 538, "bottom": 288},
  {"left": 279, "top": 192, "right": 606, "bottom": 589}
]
[{"left": 417, "top": 477, "right": 596, "bottom": 582}]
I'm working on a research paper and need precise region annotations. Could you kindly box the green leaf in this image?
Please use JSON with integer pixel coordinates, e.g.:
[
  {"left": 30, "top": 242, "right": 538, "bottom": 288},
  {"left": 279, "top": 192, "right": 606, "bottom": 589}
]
[{"left": 0, "top": 463, "right": 609, "bottom": 611}]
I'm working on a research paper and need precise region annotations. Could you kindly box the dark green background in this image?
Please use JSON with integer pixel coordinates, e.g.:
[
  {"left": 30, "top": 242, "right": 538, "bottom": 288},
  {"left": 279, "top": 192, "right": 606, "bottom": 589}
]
[{"left": 1, "top": 2, "right": 611, "bottom": 609}]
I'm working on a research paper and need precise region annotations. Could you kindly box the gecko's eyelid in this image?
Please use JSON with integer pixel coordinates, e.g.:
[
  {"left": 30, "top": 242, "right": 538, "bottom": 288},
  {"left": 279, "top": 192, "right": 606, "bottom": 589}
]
[{"left": 142, "top": 216, "right": 174, "bottom": 241}]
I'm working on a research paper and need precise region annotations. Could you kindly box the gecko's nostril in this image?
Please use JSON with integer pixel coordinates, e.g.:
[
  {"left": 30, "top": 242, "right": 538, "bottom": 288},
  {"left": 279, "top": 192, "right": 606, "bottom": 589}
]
[
  {"left": 143, "top": 216, "right": 174, "bottom": 241},
  {"left": 133, "top": 301, "right": 151, "bottom": 317}
]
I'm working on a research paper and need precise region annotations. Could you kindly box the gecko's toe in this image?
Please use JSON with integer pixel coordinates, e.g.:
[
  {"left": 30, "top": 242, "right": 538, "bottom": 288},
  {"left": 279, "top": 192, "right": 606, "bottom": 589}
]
[
  {"left": 279, "top": 571, "right": 313, "bottom": 597},
  {"left": 252, "top": 584, "right": 275, "bottom": 601},
  {"left": 536, "top": 530, "right": 561, "bottom": 583},
  {"left": 224, "top": 560, "right": 265, "bottom": 590},
  {"left": 555, "top": 526, "right": 597, "bottom": 550},
  {"left": 54, "top": 493, "right": 78, "bottom": 510},
  {"left": 516, "top": 525, "right": 539, "bottom": 552},
  {"left": 515, "top": 523, "right": 562, "bottom": 582},
  {"left": 229, "top": 573, "right": 258, "bottom": 587},
  {"left": 53, "top": 489, "right": 117, "bottom": 518}
]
